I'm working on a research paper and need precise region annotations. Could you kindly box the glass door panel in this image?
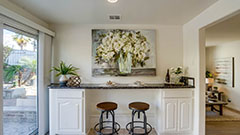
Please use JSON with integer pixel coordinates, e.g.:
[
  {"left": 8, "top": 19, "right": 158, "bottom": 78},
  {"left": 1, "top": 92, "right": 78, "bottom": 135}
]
[{"left": 3, "top": 29, "right": 38, "bottom": 135}]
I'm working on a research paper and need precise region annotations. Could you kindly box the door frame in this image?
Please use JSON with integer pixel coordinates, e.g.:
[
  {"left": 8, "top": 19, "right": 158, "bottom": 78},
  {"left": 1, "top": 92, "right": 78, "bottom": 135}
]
[
  {"left": 198, "top": 11, "right": 240, "bottom": 135},
  {"left": 0, "top": 21, "right": 40, "bottom": 135},
  {"left": 0, "top": 21, "right": 4, "bottom": 135},
  {"left": 183, "top": 1, "right": 240, "bottom": 135}
]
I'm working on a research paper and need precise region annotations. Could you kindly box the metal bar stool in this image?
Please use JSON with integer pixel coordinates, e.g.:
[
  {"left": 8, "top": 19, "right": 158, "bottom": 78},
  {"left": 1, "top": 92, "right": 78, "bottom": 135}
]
[
  {"left": 126, "top": 102, "right": 152, "bottom": 135},
  {"left": 94, "top": 102, "right": 120, "bottom": 135}
]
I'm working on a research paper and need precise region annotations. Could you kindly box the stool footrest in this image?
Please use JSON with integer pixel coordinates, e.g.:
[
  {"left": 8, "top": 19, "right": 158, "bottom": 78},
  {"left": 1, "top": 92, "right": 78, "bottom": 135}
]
[
  {"left": 94, "top": 121, "right": 120, "bottom": 135},
  {"left": 126, "top": 121, "right": 152, "bottom": 135}
]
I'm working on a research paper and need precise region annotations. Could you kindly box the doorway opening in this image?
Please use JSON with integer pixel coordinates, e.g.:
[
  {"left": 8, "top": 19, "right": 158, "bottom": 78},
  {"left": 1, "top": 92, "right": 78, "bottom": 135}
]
[{"left": 205, "top": 13, "right": 240, "bottom": 135}]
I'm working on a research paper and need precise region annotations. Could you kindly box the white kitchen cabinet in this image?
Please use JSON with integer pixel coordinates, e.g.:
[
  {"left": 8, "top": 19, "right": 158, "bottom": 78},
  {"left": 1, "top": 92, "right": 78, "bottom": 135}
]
[
  {"left": 48, "top": 87, "right": 193, "bottom": 135},
  {"left": 178, "top": 98, "right": 192, "bottom": 132},
  {"left": 162, "top": 90, "right": 193, "bottom": 134},
  {"left": 163, "top": 99, "right": 178, "bottom": 132},
  {"left": 49, "top": 89, "right": 85, "bottom": 135}
]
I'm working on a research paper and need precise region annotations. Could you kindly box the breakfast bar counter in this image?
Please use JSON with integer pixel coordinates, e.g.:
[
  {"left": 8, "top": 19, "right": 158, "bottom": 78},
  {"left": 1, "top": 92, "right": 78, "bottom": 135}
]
[
  {"left": 48, "top": 83, "right": 195, "bottom": 89},
  {"left": 49, "top": 83, "right": 194, "bottom": 135}
]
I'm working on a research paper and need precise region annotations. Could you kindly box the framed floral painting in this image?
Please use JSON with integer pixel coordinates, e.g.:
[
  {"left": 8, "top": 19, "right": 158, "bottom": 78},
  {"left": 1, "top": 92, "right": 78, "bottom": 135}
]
[{"left": 92, "top": 29, "right": 156, "bottom": 76}]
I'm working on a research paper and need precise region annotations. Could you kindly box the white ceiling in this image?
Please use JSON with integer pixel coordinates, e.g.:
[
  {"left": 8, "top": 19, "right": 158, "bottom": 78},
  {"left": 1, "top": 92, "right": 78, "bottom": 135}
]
[
  {"left": 8, "top": 0, "right": 218, "bottom": 25},
  {"left": 206, "top": 14, "right": 240, "bottom": 46}
]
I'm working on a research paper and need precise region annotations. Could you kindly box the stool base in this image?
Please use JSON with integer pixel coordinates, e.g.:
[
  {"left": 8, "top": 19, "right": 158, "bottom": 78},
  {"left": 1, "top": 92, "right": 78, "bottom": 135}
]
[
  {"left": 94, "top": 121, "right": 120, "bottom": 135},
  {"left": 126, "top": 121, "right": 152, "bottom": 135}
]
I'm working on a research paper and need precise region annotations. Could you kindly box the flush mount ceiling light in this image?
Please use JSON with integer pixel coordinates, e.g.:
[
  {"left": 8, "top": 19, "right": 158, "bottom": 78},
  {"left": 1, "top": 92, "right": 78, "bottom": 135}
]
[{"left": 108, "top": 0, "right": 118, "bottom": 3}]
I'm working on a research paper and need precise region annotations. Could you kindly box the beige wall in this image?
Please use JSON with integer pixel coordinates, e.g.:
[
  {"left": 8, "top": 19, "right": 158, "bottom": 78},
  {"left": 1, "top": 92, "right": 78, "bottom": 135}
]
[
  {"left": 206, "top": 41, "right": 240, "bottom": 111},
  {"left": 52, "top": 24, "right": 183, "bottom": 83}
]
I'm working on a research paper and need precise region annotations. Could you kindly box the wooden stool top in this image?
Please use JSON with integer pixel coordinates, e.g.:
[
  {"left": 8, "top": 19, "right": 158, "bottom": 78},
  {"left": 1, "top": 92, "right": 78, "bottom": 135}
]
[
  {"left": 129, "top": 102, "right": 150, "bottom": 111},
  {"left": 96, "top": 102, "right": 118, "bottom": 111}
]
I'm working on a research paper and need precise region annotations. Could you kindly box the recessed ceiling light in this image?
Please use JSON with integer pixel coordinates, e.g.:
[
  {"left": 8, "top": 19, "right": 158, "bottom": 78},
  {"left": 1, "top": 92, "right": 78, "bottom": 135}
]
[{"left": 108, "top": 0, "right": 118, "bottom": 3}]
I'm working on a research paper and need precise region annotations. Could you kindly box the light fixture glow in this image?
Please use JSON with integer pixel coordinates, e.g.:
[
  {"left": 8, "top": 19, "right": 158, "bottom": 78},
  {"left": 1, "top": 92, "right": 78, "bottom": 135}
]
[{"left": 108, "top": 0, "right": 118, "bottom": 3}]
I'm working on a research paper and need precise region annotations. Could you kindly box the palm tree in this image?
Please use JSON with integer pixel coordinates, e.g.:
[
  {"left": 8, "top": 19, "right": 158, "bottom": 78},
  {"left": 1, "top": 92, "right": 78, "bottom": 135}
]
[
  {"left": 20, "top": 57, "right": 37, "bottom": 85},
  {"left": 3, "top": 57, "right": 37, "bottom": 87},
  {"left": 4, "top": 65, "right": 23, "bottom": 87},
  {"left": 12, "top": 34, "right": 31, "bottom": 50}
]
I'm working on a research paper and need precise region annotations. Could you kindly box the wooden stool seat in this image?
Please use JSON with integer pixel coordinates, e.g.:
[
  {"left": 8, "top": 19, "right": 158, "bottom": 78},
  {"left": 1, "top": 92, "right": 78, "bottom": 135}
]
[
  {"left": 129, "top": 102, "right": 150, "bottom": 111},
  {"left": 96, "top": 102, "right": 118, "bottom": 111},
  {"left": 95, "top": 102, "right": 120, "bottom": 134}
]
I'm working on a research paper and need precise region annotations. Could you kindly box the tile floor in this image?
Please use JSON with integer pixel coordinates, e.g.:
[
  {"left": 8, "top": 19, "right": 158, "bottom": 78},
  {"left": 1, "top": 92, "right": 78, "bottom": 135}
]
[{"left": 3, "top": 122, "right": 37, "bottom": 135}]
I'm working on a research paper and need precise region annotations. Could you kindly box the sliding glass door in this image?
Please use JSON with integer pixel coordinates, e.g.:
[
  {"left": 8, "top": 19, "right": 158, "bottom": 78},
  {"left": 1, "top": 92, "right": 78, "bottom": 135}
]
[{"left": 2, "top": 28, "right": 38, "bottom": 135}]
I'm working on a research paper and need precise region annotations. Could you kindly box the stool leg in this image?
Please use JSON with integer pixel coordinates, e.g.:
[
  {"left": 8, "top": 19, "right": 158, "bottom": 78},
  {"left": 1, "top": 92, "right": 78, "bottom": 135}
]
[
  {"left": 131, "top": 110, "right": 137, "bottom": 134},
  {"left": 138, "top": 111, "right": 140, "bottom": 119},
  {"left": 143, "top": 111, "right": 147, "bottom": 134},
  {"left": 99, "top": 111, "right": 104, "bottom": 132},
  {"left": 111, "top": 110, "right": 115, "bottom": 134},
  {"left": 130, "top": 110, "right": 134, "bottom": 134}
]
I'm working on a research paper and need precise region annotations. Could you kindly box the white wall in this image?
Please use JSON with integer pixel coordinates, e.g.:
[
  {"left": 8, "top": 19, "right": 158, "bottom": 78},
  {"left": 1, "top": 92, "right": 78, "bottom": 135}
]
[
  {"left": 52, "top": 24, "right": 183, "bottom": 133},
  {"left": 205, "top": 14, "right": 240, "bottom": 46},
  {"left": 183, "top": 0, "right": 240, "bottom": 135},
  {"left": 52, "top": 24, "right": 183, "bottom": 83},
  {"left": 206, "top": 41, "right": 240, "bottom": 111}
]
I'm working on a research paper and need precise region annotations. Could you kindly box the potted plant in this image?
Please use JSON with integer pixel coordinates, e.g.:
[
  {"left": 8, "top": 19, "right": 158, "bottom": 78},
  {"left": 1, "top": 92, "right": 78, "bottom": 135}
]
[
  {"left": 206, "top": 71, "right": 214, "bottom": 83},
  {"left": 206, "top": 71, "right": 214, "bottom": 91},
  {"left": 170, "top": 66, "right": 183, "bottom": 84},
  {"left": 51, "top": 61, "right": 79, "bottom": 86}
]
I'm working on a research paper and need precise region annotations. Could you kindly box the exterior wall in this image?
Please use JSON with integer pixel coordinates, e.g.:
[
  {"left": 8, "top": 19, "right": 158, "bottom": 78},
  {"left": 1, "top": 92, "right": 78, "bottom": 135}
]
[{"left": 6, "top": 50, "right": 36, "bottom": 65}]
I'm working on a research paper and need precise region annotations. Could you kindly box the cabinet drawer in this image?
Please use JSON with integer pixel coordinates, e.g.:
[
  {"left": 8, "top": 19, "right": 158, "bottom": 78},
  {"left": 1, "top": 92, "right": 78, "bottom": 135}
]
[
  {"left": 57, "top": 90, "right": 83, "bottom": 98},
  {"left": 163, "top": 90, "right": 192, "bottom": 98}
]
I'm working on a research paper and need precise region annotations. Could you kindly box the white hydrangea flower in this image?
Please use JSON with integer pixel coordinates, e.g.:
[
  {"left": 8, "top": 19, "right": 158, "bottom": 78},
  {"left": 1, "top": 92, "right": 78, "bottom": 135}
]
[{"left": 95, "top": 30, "right": 151, "bottom": 67}]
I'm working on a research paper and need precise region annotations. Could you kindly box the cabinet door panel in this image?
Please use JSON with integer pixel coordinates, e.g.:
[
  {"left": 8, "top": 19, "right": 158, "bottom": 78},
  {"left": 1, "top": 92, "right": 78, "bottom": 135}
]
[
  {"left": 178, "top": 99, "right": 192, "bottom": 132},
  {"left": 57, "top": 99, "right": 83, "bottom": 134},
  {"left": 163, "top": 99, "right": 178, "bottom": 132}
]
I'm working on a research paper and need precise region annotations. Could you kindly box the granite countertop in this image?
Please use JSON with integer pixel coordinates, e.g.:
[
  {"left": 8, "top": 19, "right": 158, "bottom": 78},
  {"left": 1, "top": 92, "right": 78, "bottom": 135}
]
[{"left": 48, "top": 83, "right": 195, "bottom": 89}]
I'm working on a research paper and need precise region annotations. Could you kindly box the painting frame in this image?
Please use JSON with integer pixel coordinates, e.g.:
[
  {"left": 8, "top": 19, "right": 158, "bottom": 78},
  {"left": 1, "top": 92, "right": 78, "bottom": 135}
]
[{"left": 92, "top": 29, "right": 157, "bottom": 77}]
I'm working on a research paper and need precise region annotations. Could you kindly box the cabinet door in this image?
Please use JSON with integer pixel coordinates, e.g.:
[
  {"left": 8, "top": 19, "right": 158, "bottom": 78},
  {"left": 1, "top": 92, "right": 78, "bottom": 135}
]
[
  {"left": 163, "top": 99, "right": 178, "bottom": 132},
  {"left": 56, "top": 98, "right": 83, "bottom": 134},
  {"left": 178, "top": 98, "right": 192, "bottom": 132}
]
